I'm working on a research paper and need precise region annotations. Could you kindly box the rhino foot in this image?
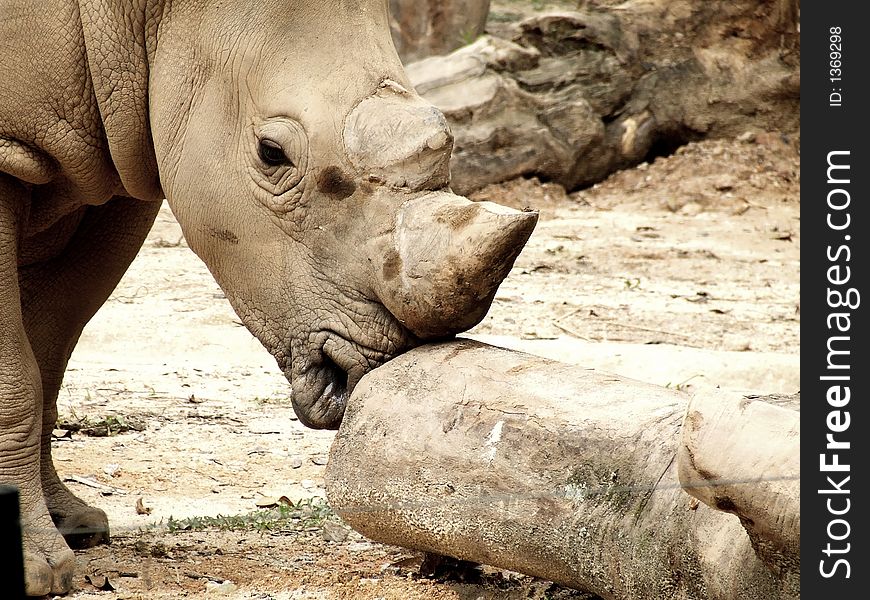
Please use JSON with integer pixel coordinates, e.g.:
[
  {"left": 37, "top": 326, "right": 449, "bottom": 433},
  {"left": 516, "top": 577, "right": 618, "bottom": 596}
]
[
  {"left": 24, "top": 548, "right": 75, "bottom": 597},
  {"left": 52, "top": 505, "right": 110, "bottom": 549},
  {"left": 42, "top": 471, "right": 111, "bottom": 549},
  {"left": 21, "top": 503, "right": 76, "bottom": 596}
]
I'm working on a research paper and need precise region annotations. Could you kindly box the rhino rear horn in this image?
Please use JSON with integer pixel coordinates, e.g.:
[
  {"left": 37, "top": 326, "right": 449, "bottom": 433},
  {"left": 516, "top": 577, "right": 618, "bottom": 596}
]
[{"left": 343, "top": 79, "right": 452, "bottom": 192}]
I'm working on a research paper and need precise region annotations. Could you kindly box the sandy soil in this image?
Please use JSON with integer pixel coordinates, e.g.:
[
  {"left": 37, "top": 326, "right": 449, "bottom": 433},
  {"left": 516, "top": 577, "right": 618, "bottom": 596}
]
[{"left": 53, "top": 131, "right": 799, "bottom": 599}]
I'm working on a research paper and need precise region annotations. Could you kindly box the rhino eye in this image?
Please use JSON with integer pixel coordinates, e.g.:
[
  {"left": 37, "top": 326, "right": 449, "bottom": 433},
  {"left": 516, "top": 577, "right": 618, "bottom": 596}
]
[{"left": 258, "top": 139, "right": 291, "bottom": 167}]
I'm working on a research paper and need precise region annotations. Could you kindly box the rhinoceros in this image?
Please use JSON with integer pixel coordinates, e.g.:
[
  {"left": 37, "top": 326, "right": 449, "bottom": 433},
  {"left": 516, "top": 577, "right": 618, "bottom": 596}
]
[{"left": 0, "top": 0, "right": 537, "bottom": 594}]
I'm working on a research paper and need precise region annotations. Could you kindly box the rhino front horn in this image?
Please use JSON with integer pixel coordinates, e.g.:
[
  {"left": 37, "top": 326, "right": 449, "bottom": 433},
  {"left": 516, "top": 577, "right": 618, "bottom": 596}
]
[{"left": 375, "top": 192, "right": 538, "bottom": 340}]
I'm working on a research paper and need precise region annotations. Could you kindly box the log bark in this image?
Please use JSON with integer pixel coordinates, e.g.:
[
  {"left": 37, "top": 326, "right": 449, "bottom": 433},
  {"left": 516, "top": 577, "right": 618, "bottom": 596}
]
[
  {"left": 325, "top": 340, "right": 799, "bottom": 599},
  {"left": 678, "top": 391, "right": 800, "bottom": 582},
  {"left": 404, "top": 1, "right": 800, "bottom": 194},
  {"left": 389, "top": 0, "right": 491, "bottom": 64}
]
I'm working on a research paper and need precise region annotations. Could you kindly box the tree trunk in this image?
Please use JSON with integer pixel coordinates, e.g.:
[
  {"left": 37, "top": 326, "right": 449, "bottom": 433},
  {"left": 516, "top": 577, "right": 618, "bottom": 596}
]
[
  {"left": 678, "top": 391, "right": 800, "bottom": 582},
  {"left": 404, "top": 0, "right": 800, "bottom": 194},
  {"left": 389, "top": 0, "right": 491, "bottom": 64},
  {"left": 325, "top": 340, "right": 799, "bottom": 599}
]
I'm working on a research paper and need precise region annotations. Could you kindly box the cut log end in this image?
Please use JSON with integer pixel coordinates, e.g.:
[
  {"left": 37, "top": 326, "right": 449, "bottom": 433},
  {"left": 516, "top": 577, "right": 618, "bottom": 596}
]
[{"left": 677, "top": 390, "right": 800, "bottom": 587}]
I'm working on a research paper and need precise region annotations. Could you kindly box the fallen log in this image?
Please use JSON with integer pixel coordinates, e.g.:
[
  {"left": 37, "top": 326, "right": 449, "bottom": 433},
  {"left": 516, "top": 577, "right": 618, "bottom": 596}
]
[
  {"left": 325, "top": 340, "right": 799, "bottom": 599},
  {"left": 678, "top": 391, "right": 800, "bottom": 581},
  {"left": 389, "top": 0, "right": 491, "bottom": 64},
  {"left": 405, "top": 3, "right": 800, "bottom": 194}
]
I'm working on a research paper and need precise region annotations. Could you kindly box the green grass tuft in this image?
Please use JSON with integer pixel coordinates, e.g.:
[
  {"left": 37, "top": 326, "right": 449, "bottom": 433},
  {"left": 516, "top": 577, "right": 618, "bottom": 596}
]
[{"left": 160, "top": 497, "right": 336, "bottom": 534}]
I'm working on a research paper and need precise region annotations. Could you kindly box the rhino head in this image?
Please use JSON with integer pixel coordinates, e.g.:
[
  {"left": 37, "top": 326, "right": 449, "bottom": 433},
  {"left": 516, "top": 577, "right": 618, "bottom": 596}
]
[{"left": 138, "top": 1, "right": 536, "bottom": 428}]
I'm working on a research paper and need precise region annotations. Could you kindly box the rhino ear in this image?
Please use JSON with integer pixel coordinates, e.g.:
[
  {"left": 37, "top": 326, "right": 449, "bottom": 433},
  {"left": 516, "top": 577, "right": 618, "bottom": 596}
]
[{"left": 80, "top": 2, "right": 163, "bottom": 201}]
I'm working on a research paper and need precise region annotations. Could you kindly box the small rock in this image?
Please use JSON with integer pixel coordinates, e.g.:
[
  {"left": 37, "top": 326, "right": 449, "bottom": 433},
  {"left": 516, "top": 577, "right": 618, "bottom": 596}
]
[
  {"left": 754, "top": 131, "right": 786, "bottom": 148},
  {"left": 300, "top": 479, "right": 316, "bottom": 490},
  {"left": 205, "top": 580, "right": 237, "bottom": 595},
  {"left": 289, "top": 456, "right": 303, "bottom": 469},
  {"left": 737, "top": 130, "right": 756, "bottom": 143},
  {"left": 664, "top": 196, "right": 685, "bottom": 212},
  {"left": 347, "top": 541, "right": 376, "bottom": 552},
  {"left": 713, "top": 175, "right": 736, "bottom": 191},
  {"left": 103, "top": 464, "right": 122, "bottom": 477},
  {"left": 84, "top": 574, "right": 116, "bottom": 591},
  {"left": 679, "top": 202, "right": 704, "bottom": 217},
  {"left": 311, "top": 455, "right": 329, "bottom": 466},
  {"left": 321, "top": 521, "right": 350, "bottom": 543},
  {"left": 257, "top": 495, "right": 293, "bottom": 508}
]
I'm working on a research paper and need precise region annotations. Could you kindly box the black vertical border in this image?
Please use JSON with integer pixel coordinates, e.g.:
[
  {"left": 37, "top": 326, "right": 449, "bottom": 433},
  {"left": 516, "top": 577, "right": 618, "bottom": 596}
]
[{"left": 802, "top": 2, "right": 868, "bottom": 597}]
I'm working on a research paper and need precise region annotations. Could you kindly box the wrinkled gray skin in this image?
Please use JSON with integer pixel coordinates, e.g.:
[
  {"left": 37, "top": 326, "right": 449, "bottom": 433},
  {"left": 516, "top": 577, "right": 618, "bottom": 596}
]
[{"left": 0, "top": 0, "right": 536, "bottom": 595}]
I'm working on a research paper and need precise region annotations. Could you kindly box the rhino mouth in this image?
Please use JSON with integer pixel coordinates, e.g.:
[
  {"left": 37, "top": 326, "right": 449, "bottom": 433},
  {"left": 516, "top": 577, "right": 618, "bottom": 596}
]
[{"left": 289, "top": 330, "right": 400, "bottom": 429}]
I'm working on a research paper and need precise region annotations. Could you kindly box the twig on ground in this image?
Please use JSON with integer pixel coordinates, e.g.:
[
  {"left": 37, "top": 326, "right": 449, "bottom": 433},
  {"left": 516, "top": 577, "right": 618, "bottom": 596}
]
[{"left": 64, "top": 475, "right": 127, "bottom": 495}]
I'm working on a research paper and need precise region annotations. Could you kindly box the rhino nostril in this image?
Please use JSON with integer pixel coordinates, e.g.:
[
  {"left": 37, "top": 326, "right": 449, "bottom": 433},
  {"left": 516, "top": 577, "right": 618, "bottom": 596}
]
[{"left": 321, "top": 353, "right": 349, "bottom": 396}]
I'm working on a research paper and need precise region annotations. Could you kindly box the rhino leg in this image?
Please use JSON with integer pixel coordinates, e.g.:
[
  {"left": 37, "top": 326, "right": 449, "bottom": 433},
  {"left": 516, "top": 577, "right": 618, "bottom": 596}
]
[
  {"left": 1, "top": 175, "right": 75, "bottom": 596},
  {"left": 19, "top": 197, "right": 160, "bottom": 551}
]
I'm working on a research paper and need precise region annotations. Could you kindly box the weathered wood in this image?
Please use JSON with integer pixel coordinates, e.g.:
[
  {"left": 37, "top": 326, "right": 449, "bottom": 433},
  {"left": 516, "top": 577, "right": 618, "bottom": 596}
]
[
  {"left": 389, "top": 0, "right": 491, "bottom": 64},
  {"left": 405, "top": 2, "right": 800, "bottom": 194},
  {"left": 678, "top": 391, "right": 800, "bottom": 582},
  {"left": 325, "top": 340, "right": 798, "bottom": 599}
]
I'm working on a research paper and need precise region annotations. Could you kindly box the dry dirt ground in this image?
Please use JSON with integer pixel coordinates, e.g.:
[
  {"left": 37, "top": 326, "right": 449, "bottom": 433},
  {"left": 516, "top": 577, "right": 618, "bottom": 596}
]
[{"left": 52, "top": 131, "right": 799, "bottom": 599}]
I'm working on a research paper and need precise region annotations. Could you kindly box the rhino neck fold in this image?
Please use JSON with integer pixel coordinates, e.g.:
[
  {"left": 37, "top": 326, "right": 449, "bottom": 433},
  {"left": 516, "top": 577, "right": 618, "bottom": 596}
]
[{"left": 78, "top": 0, "right": 165, "bottom": 202}]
